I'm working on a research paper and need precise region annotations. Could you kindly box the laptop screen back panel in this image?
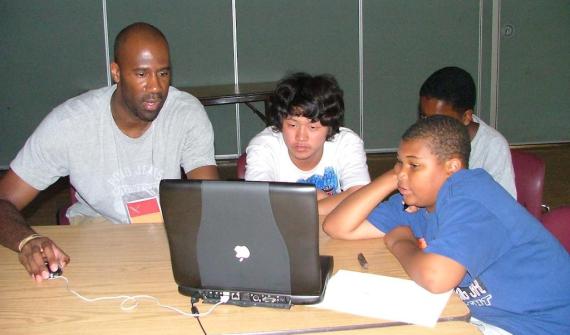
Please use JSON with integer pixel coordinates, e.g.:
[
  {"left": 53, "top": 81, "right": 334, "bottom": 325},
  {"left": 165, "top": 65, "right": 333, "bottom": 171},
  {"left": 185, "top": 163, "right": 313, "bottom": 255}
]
[
  {"left": 198, "top": 181, "right": 291, "bottom": 293},
  {"left": 160, "top": 180, "right": 326, "bottom": 305},
  {"left": 267, "top": 182, "right": 322, "bottom": 296},
  {"left": 160, "top": 181, "right": 203, "bottom": 289}
]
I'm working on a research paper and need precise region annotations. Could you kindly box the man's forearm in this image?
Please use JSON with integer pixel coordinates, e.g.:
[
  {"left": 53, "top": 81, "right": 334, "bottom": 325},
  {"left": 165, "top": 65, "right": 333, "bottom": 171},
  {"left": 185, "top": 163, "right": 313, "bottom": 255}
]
[
  {"left": 0, "top": 199, "right": 35, "bottom": 252},
  {"left": 187, "top": 165, "right": 220, "bottom": 180}
]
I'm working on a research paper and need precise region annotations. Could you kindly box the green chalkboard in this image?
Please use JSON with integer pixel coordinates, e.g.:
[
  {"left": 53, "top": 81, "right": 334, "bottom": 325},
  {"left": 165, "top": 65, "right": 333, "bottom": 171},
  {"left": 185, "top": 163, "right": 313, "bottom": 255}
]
[
  {"left": 362, "top": 0, "right": 481, "bottom": 151},
  {"left": 1, "top": 0, "right": 107, "bottom": 167},
  {"left": 1, "top": 0, "right": 568, "bottom": 168},
  {"left": 498, "top": 0, "right": 570, "bottom": 143}
]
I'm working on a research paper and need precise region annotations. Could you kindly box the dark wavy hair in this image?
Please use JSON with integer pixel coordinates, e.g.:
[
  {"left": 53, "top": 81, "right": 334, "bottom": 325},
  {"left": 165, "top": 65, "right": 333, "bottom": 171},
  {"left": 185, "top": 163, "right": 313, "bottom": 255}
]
[
  {"left": 267, "top": 72, "right": 344, "bottom": 140},
  {"left": 419, "top": 66, "right": 476, "bottom": 115},
  {"left": 402, "top": 115, "right": 471, "bottom": 167}
]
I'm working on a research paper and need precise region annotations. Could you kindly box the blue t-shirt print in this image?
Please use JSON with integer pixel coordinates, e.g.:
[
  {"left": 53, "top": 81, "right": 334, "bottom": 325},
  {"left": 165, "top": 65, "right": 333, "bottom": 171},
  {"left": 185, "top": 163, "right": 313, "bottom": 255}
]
[{"left": 297, "top": 167, "right": 339, "bottom": 195}]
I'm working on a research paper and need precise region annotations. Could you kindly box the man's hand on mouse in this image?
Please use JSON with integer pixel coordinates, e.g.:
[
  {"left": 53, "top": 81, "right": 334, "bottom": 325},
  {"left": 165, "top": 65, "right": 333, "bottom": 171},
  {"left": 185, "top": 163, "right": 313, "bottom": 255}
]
[{"left": 18, "top": 236, "right": 70, "bottom": 282}]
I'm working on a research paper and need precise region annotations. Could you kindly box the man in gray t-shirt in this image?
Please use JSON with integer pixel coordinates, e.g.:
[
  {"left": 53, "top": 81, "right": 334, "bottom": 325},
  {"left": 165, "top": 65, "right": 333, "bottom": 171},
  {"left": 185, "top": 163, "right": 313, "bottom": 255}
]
[{"left": 0, "top": 22, "right": 219, "bottom": 282}]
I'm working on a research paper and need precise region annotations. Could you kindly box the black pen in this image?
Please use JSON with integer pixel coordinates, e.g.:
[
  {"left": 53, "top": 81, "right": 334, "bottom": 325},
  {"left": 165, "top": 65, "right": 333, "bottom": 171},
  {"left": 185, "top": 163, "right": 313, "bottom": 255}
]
[{"left": 357, "top": 252, "right": 368, "bottom": 270}]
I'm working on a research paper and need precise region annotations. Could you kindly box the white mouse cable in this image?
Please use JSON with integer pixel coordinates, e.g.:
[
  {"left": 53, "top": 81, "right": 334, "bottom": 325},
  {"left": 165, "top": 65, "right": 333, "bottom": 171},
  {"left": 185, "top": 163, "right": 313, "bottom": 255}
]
[{"left": 52, "top": 276, "right": 229, "bottom": 317}]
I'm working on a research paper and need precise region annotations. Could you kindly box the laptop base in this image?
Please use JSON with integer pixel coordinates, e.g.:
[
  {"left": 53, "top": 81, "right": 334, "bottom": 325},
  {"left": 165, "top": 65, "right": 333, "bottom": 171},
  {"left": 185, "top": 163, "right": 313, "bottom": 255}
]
[
  {"left": 179, "top": 255, "right": 334, "bottom": 309},
  {"left": 200, "top": 290, "right": 292, "bottom": 309}
]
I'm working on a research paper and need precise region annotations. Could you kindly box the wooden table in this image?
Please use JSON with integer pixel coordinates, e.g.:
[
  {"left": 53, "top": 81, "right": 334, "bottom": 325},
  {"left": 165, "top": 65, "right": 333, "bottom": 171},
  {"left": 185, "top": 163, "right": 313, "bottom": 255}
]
[
  {"left": 0, "top": 223, "right": 471, "bottom": 335},
  {"left": 309, "top": 322, "right": 480, "bottom": 335},
  {"left": 180, "top": 82, "right": 276, "bottom": 123}
]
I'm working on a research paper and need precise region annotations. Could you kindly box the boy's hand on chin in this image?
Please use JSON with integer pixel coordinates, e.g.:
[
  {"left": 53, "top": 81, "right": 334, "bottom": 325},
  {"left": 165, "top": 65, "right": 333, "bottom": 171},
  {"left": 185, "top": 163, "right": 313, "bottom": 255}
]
[
  {"left": 376, "top": 169, "right": 399, "bottom": 191},
  {"left": 404, "top": 204, "right": 420, "bottom": 213}
]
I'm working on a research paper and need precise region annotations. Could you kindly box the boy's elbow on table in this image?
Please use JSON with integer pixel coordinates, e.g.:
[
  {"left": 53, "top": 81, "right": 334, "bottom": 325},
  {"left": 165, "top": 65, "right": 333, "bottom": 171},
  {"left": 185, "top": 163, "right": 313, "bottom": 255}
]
[
  {"left": 414, "top": 263, "right": 462, "bottom": 294},
  {"left": 322, "top": 221, "right": 342, "bottom": 239},
  {"left": 420, "top": 280, "right": 455, "bottom": 294},
  {"left": 322, "top": 219, "right": 353, "bottom": 240}
]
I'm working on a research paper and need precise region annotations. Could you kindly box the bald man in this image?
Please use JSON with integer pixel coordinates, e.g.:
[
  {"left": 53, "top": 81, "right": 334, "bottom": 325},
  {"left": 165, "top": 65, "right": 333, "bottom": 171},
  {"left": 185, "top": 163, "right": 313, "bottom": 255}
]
[{"left": 0, "top": 22, "right": 219, "bottom": 281}]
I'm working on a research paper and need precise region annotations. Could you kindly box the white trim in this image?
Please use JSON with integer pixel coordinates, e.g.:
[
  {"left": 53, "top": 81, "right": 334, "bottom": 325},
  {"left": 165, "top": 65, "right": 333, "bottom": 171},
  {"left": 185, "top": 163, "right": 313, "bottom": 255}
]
[
  {"left": 232, "top": 0, "right": 241, "bottom": 155},
  {"left": 358, "top": 0, "right": 364, "bottom": 139},
  {"left": 476, "top": 0, "right": 484, "bottom": 117},
  {"left": 490, "top": 0, "right": 501, "bottom": 127},
  {"left": 215, "top": 153, "right": 241, "bottom": 160},
  {"left": 365, "top": 148, "right": 398, "bottom": 154},
  {"left": 102, "top": 0, "right": 111, "bottom": 86},
  {"left": 503, "top": 140, "right": 570, "bottom": 146}
]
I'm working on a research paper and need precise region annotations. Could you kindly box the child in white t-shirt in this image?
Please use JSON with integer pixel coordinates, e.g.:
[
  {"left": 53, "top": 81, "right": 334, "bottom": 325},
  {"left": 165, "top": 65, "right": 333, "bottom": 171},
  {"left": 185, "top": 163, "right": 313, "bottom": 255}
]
[
  {"left": 245, "top": 72, "right": 370, "bottom": 215},
  {"left": 418, "top": 66, "right": 516, "bottom": 198}
]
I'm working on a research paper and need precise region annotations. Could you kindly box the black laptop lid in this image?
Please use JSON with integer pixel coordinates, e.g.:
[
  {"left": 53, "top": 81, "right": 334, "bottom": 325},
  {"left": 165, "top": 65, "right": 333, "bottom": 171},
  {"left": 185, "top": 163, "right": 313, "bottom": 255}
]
[{"left": 159, "top": 180, "right": 323, "bottom": 298}]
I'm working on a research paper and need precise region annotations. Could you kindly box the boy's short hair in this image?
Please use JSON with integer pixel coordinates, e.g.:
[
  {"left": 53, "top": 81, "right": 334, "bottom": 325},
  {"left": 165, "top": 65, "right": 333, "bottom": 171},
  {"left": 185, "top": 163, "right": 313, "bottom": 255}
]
[
  {"left": 419, "top": 66, "right": 476, "bottom": 115},
  {"left": 267, "top": 72, "right": 344, "bottom": 140},
  {"left": 402, "top": 115, "right": 471, "bottom": 167}
]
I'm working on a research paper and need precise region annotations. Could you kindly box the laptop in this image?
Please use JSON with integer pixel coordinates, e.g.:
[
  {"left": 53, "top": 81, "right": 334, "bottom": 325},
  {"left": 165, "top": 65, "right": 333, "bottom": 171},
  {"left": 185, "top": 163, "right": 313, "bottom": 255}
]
[{"left": 159, "top": 179, "right": 333, "bottom": 309}]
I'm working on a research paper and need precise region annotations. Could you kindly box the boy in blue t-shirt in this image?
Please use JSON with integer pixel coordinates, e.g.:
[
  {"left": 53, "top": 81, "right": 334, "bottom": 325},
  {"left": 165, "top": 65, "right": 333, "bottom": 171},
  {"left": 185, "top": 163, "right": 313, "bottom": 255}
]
[{"left": 323, "top": 115, "right": 570, "bottom": 335}]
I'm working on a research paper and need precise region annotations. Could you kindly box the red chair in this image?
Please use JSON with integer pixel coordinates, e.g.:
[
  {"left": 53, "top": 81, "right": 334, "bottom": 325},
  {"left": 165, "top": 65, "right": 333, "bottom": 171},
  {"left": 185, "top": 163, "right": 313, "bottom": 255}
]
[
  {"left": 510, "top": 149, "right": 546, "bottom": 219},
  {"left": 56, "top": 185, "right": 77, "bottom": 225},
  {"left": 236, "top": 153, "right": 247, "bottom": 180},
  {"left": 540, "top": 206, "right": 570, "bottom": 252}
]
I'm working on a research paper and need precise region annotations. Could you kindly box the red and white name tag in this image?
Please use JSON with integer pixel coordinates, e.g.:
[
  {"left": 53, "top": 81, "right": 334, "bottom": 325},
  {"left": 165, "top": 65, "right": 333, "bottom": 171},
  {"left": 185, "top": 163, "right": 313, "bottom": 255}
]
[{"left": 125, "top": 196, "right": 163, "bottom": 224}]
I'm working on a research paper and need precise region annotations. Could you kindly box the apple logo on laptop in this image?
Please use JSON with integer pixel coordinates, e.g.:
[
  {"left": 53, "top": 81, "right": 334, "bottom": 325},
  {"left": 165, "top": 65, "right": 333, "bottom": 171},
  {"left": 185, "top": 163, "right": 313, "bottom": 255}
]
[{"left": 234, "top": 245, "right": 250, "bottom": 262}]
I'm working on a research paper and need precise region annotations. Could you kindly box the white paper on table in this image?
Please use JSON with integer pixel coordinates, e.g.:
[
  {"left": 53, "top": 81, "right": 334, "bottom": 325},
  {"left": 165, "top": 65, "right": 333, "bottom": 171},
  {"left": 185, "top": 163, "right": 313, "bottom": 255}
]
[{"left": 311, "top": 270, "right": 453, "bottom": 327}]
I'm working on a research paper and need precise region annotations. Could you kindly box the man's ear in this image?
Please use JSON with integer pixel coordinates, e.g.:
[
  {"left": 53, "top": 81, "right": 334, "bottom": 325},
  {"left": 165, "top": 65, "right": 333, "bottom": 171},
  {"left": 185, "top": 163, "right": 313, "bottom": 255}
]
[
  {"left": 462, "top": 109, "right": 474, "bottom": 126},
  {"left": 110, "top": 62, "right": 120, "bottom": 84},
  {"left": 445, "top": 157, "right": 463, "bottom": 175}
]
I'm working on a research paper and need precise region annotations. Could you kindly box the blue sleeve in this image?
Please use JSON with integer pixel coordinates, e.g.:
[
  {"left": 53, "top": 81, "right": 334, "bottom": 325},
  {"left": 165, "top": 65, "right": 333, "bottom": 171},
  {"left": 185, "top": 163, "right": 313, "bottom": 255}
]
[
  {"left": 425, "top": 196, "right": 512, "bottom": 277},
  {"left": 367, "top": 193, "right": 411, "bottom": 233}
]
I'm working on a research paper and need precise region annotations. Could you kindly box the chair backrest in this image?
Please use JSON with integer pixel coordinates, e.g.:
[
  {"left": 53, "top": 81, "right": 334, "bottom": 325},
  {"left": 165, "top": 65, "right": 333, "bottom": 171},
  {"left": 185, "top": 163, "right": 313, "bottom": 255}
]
[
  {"left": 510, "top": 149, "right": 545, "bottom": 219},
  {"left": 540, "top": 206, "right": 570, "bottom": 252},
  {"left": 57, "top": 185, "right": 77, "bottom": 225},
  {"left": 236, "top": 153, "right": 247, "bottom": 179}
]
